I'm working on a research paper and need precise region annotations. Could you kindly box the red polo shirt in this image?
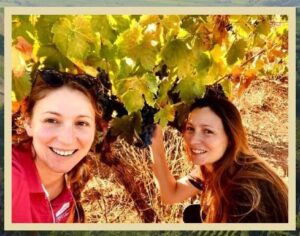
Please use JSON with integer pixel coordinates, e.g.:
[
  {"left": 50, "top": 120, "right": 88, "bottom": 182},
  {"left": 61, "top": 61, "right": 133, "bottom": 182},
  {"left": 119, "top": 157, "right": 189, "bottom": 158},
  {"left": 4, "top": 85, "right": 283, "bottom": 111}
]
[{"left": 12, "top": 144, "right": 74, "bottom": 223}]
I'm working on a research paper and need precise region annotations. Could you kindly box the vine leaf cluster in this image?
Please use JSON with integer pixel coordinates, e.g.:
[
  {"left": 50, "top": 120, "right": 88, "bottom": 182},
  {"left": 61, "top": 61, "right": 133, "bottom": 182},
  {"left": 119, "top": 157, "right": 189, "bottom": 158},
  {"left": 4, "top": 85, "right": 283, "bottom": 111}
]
[{"left": 12, "top": 14, "right": 288, "bottom": 150}]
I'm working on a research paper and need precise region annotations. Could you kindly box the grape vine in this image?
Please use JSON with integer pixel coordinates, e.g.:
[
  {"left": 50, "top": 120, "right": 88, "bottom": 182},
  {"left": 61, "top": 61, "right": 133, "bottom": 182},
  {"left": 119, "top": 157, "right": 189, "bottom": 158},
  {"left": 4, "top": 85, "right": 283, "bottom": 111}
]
[
  {"left": 10, "top": 14, "right": 290, "bottom": 224},
  {"left": 12, "top": 14, "right": 289, "bottom": 151}
]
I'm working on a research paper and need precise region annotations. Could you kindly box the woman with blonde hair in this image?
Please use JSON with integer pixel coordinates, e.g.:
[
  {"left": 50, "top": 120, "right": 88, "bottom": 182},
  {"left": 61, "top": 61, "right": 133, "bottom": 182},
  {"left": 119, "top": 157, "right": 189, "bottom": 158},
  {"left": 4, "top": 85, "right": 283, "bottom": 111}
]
[{"left": 150, "top": 91, "right": 288, "bottom": 223}]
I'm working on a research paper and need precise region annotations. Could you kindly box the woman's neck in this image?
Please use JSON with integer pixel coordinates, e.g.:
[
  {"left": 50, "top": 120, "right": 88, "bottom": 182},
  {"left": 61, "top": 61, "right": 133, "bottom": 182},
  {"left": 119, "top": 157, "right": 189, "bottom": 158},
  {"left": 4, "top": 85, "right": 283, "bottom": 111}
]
[{"left": 34, "top": 158, "right": 65, "bottom": 201}]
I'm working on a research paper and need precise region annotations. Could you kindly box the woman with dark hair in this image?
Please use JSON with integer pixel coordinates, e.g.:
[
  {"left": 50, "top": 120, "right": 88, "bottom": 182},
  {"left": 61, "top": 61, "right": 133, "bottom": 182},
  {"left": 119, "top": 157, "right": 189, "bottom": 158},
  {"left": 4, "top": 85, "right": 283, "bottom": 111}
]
[
  {"left": 12, "top": 69, "right": 103, "bottom": 223},
  {"left": 150, "top": 94, "right": 288, "bottom": 223}
]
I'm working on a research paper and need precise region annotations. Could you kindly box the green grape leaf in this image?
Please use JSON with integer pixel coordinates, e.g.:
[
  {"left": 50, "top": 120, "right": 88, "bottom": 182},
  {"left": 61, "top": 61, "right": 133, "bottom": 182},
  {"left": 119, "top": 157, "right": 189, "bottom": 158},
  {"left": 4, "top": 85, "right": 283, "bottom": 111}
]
[
  {"left": 177, "top": 52, "right": 194, "bottom": 78},
  {"left": 230, "top": 16, "right": 254, "bottom": 38},
  {"left": 161, "top": 39, "right": 189, "bottom": 68},
  {"left": 139, "top": 15, "right": 160, "bottom": 27},
  {"left": 116, "top": 20, "right": 157, "bottom": 71},
  {"left": 36, "top": 15, "right": 60, "bottom": 45},
  {"left": 117, "top": 58, "right": 134, "bottom": 79},
  {"left": 161, "top": 15, "right": 181, "bottom": 39},
  {"left": 115, "top": 20, "right": 142, "bottom": 62},
  {"left": 12, "top": 16, "right": 35, "bottom": 44},
  {"left": 100, "top": 43, "right": 117, "bottom": 60},
  {"left": 226, "top": 39, "right": 247, "bottom": 65},
  {"left": 108, "top": 15, "right": 131, "bottom": 33},
  {"left": 37, "top": 45, "right": 73, "bottom": 69},
  {"left": 256, "top": 19, "right": 271, "bottom": 36},
  {"left": 138, "top": 39, "right": 157, "bottom": 71},
  {"left": 116, "top": 74, "right": 158, "bottom": 113},
  {"left": 205, "top": 61, "right": 228, "bottom": 85},
  {"left": 12, "top": 73, "right": 32, "bottom": 101},
  {"left": 52, "top": 16, "right": 96, "bottom": 62},
  {"left": 177, "top": 28, "right": 191, "bottom": 40},
  {"left": 196, "top": 52, "right": 211, "bottom": 72},
  {"left": 91, "top": 16, "right": 117, "bottom": 43},
  {"left": 110, "top": 113, "right": 141, "bottom": 144},
  {"left": 121, "top": 89, "right": 144, "bottom": 113},
  {"left": 253, "top": 34, "right": 265, "bottom": 47},
  {"left": 154, "top": 103, "right": 175, "bottom": 127},
  {"left": 143, "top": 73, "right": 158, "bottom": 95},
  {"left": 156, "top": 77, "right": 174, "bottom": 106},
  {"left": 175, "top": 76, "right": 205, "bottom": 103}
]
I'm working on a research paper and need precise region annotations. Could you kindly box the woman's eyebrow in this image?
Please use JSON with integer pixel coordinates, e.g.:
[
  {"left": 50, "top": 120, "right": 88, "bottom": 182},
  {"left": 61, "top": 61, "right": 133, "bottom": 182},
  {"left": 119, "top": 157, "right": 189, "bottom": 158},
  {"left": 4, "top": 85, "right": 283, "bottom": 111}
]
[
  {"left": 42, "top": 111, "right": 60, "bottom": 116},
  {"left": 187, "top": 121, "right": 214, "bottom": 128},
  {"left": 77, "top": 115, "right": 94, "bottom": 120},
  {"left": 42, "top": 111, "right": 94, "bottom": 120}
]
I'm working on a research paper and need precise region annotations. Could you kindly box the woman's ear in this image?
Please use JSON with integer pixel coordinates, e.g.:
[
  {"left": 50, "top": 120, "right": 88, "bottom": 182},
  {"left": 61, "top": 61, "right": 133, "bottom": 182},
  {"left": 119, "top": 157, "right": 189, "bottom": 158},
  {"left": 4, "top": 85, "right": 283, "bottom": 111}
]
[{"left": 24, "top": 116, "right": 33, "bottom": 137}]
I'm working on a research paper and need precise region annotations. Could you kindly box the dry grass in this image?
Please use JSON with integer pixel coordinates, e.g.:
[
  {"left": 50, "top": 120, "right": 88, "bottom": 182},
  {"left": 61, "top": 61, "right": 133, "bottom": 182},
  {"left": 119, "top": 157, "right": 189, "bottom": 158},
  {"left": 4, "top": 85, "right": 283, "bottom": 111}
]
[
  {"left": 82, "top": 128, "right": 193, "bottom": 223},
  {"left": 81, "top": 78, "right": 288, "bottom": 223},
  {"left": 235, "top": 78, "right": 288, "bottom": 178}
]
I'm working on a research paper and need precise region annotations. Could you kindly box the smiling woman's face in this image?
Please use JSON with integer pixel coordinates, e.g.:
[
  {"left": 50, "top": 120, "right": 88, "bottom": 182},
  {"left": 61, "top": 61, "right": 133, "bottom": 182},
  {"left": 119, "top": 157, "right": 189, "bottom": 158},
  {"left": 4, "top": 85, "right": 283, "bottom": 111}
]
[
  {"left": 25, "top": 86, "right": 96, "bottom": 175},
  {"left": 183, "top": 107, "right": 228, "bottom": 171}
]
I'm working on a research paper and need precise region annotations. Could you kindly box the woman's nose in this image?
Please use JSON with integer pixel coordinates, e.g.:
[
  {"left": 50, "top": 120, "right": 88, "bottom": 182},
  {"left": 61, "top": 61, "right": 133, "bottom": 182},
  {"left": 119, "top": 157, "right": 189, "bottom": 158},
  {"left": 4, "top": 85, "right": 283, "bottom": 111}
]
[
  {"left": 57, "top": 124, "right": 76, "bottom": 144},
  {"left": 189, "top": 131, "right": 204, "bottom": 145}
]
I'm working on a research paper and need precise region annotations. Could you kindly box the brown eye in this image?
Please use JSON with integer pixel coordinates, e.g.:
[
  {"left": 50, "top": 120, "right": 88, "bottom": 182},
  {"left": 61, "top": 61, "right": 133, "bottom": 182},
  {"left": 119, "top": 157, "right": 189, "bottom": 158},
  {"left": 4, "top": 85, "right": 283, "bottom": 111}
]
[
  {"left": 204, "top": 129, "right": 213, "bottom": 134},
  {"left": 76, "top": 121, "right": 90, "bottom": 127},
  {"left": 44, "top": 118, "right": 58, "bottom": 124},
  {"left": 186, "top": 126, "right": 194, "bottom": 131}
]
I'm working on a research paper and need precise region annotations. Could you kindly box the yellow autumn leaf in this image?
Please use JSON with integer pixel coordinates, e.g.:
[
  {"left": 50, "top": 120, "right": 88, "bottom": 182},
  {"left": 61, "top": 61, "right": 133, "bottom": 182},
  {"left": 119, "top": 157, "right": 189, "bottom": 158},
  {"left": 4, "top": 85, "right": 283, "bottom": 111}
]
[{"left": 210, "top": 44, "right": 227, "bottom": 64}]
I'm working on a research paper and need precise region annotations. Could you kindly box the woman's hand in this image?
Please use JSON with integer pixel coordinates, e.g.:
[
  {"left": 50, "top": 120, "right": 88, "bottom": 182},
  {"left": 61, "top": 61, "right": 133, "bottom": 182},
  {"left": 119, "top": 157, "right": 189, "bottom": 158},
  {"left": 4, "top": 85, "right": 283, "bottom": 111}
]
[
  {"left": 150, "top": 124, "right": 164, "bottom": 151},
  {"left": 150, "top": 124, "right": 167, "bottom": 163}
]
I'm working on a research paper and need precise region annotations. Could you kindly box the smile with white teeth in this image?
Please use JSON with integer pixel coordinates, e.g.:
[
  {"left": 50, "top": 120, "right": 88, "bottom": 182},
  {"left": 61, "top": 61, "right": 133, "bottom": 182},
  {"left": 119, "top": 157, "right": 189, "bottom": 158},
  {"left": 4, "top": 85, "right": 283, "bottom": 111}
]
[
  {"left": 50, "top": 147, "right": 77, "bottom": 157},
  {"left": 191, "top": 149, "right": 207, "bottom": 154}
]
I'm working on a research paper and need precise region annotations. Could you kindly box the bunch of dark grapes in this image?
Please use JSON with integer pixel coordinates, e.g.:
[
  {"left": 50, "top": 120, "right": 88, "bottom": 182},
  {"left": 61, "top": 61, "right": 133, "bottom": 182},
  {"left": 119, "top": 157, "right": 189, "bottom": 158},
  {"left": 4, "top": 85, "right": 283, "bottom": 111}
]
[
  {"left": 155, "top": 64, "right": 169, "bottom": 80},
  {"left": 135, "top": 102, "right": 158, "bottom": 148},
  {"left": 95, "top": 68, "right": 128, "bottom": 122},
  {"left": 204, "top": 83, "right": 228, "bottom": 100},
  {"left": 110, "top": 95, "right": 128, "bottom": 117},
  {"left": 97, "top": 94, "right": 114, "bottom": 121},
  {"left": 97, "top": 94, "right": 128, "bottom": 122},
  {"left": 97, "top": 67, "right": 112, "bottom": 92},
  {"left": 167, "top": 77, "right": 180, "bottom": 104}
]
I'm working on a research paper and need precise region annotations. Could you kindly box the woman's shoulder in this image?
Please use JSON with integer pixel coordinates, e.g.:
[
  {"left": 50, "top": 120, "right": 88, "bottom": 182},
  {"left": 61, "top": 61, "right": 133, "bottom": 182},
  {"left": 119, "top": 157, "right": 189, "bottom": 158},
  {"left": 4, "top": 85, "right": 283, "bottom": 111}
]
[
  {"left": 13, "top": 142, "right": 33, "bottom": 160},
  {"left": 12, "top": 142, "right": 35, "bottom": 176}
]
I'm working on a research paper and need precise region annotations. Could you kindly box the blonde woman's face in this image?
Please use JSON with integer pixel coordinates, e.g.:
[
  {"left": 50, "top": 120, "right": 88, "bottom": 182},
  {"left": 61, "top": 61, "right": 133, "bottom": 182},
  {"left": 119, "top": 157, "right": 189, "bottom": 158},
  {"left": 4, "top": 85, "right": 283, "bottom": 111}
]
[
  {"left": 183, "top": 107, "right": 228, "bottom": 171},
  {"left": 25, "top": 86, "right": 96, "bottom": 174}
]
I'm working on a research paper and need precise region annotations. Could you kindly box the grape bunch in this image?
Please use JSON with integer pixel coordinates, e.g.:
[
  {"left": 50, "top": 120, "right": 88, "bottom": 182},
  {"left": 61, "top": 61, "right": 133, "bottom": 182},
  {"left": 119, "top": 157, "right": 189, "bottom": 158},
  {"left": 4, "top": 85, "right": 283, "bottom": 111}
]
[
  {"left": 155, "top": 64, "right": 169, "bottom": 80},
  {"left": 167, "top": 77, "right": 180, "bottom": 104},
  {"left": 135, "top": 102, "right": 158, "bottom": 148},
  {"left": 97, "top": 94, "right": 127, "bottom": 122},
  {"left": 204, "top": 83, "right": 227, "bottom": 100},
  {"left": 97, "top": 67, "right": 112, "bottom": 92},
  {"left": 95, "top": 68, "right": 128, "bottom": 122}
]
